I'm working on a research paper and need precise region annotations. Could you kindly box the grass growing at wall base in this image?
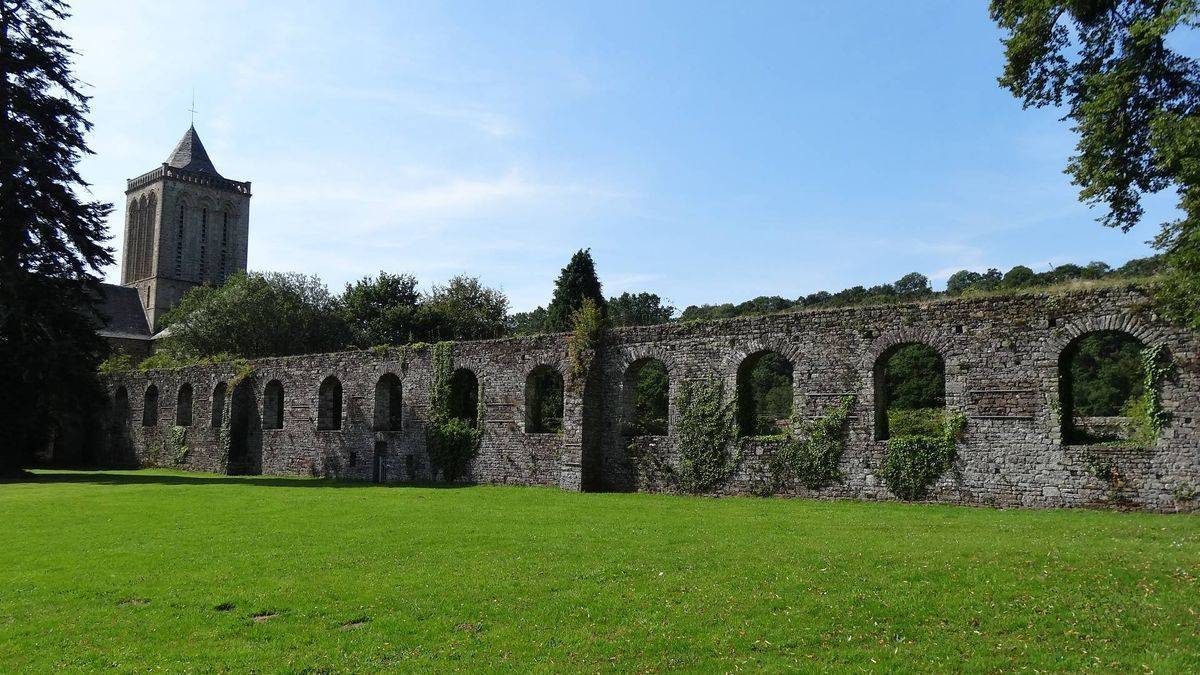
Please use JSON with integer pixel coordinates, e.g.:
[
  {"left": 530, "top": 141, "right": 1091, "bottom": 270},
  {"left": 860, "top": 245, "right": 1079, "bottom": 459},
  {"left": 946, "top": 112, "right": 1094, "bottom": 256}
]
[{"left": 1, "top": 470, "right": 1198, "bottom": 671}]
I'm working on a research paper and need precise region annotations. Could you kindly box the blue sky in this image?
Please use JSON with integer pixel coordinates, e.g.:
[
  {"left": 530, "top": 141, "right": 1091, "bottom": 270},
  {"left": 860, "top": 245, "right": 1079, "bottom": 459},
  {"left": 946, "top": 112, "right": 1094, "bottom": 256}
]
[{"left": 69, "top": 1, "right": 1187, "bottom": 311}]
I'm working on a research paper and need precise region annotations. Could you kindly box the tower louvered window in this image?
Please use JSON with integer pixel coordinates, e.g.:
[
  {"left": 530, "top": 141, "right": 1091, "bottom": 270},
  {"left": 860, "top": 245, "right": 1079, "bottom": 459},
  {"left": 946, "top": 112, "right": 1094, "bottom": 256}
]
[
  {"left": 220, "top": 212, "right": 229, "bottom": 282},
  {"left": 199, "top": 208, "right": 208, "bottom": 282},
  {"left": 175, "top": 204, "right": 185, "bottom": 276}
]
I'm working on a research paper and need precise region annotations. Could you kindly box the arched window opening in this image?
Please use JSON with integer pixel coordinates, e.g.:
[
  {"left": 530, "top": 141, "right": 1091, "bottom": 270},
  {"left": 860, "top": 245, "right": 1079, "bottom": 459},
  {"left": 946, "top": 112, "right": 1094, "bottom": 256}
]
[
  {"left": 176, "top": 383, "right": 193, "bottom": 426},
  {"left": 1059, "top": 331, "right": 1146, "bottom": 444},
  {"left": 124, "top": 204, "right": 139, "bottom": 279},
  {"left": 448, "top": 368, "right": 479, "bottom": 426},
  {"left": 174, "top": 202, "right": 186, "bottom": 276},
  {"left": 318, "top": 376, "right": 342, "bottom": 431},
  {"left": 374, "top": 374, "right": 403, "bottom": 431},
  {"left": 113, "top": 387, "right": 129, "bottom": 426},
  {"left": 736, "top": 351, "right": 794, "bottom": 437},
  {"left": 525, "top": 366, "right": 564, "bottom": 434},
  {"left": 262, "top": 380, "right": 285, "bottom": 430},
  {"left": 211, "top": 382, "right": 226, "bottom": 428},
  {"left": 142, "top": 384, "right": 159, "bottom": 427},
  {"left": 622, "top": 358, "right": 668, "bottom": 436},
  {"left": 873, "top": 343, "right": 946, "bottom": 440}
]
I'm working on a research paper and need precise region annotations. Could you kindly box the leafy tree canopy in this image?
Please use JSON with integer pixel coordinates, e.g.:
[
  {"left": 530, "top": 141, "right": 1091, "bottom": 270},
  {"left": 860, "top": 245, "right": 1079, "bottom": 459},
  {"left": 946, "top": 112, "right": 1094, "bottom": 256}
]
[
  {"left": 608, "top": 291, "right": 676, "bottom": 327},
  {"left": 420, "top": 275, "right": 509, "bottom": 342},
  {"left": 159, "top": 272, "right": 350, "bottom": 359},
  {"left": 341, "top": 271, "right": 420, "bottom": 347},
  {"left": 991, "top": 0, "right": 1200, "bottom": 329}
]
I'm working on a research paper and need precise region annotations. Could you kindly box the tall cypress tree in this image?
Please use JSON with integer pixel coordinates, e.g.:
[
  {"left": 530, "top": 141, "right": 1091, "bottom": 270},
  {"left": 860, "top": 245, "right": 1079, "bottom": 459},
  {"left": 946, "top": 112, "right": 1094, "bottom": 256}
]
[
  {"left": 544, "top": 248, "right": 606, "bottom": 332},
  {"left": 0, "top": 0, "right": 113, "bottom": 477}
]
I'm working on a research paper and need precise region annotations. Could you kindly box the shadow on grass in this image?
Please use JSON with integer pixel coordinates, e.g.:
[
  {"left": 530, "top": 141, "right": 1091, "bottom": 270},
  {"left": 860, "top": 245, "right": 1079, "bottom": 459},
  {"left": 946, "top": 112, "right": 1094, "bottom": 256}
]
[{"left": 14, "top": 468, "right": 474, "bottom": 490}]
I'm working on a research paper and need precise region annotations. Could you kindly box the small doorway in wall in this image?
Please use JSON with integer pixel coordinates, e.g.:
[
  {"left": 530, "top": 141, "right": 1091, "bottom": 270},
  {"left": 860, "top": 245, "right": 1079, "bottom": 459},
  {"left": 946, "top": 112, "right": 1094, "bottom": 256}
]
[{"left": 373, "top": 441, "right": 386, "bottom": 483}]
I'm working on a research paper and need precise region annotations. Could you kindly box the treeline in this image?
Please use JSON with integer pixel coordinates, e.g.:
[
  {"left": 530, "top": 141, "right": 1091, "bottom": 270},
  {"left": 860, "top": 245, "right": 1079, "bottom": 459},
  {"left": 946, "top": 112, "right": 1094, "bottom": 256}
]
[
  {"left": 678, "top": 256, "right": 1164, "bottom": 322},
  {"left": 127, "top": 250, "right": 1166, "bottom": 370},
  {"left": 142, "top": 272, "right": 508, "bottom": 364}
]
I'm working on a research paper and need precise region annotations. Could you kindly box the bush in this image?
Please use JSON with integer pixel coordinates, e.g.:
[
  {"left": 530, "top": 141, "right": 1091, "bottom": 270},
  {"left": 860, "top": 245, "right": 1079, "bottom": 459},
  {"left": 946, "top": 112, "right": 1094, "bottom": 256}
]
[
  {"left": 880, "top": 413, "right": 966, "bottom": 501},
  {"left": 97, "top": 353, "right": 133, "bottom": 374},
  {"left": 888, "top": 408, "right": 945, "bottom": 437}
]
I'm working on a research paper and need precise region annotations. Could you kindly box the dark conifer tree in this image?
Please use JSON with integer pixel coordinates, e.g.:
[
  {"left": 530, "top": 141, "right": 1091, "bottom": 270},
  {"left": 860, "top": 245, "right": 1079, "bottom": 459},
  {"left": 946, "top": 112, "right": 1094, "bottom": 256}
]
[
  {"left": 543, "top": 248, "right": 606, "bottom": 332},
  {"left": 0, "top": 0, "right": 113, "bottom": 476}
]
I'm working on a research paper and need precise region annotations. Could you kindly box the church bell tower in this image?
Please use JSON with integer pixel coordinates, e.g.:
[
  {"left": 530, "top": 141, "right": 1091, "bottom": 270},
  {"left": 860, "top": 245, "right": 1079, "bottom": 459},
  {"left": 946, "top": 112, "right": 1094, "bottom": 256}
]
[{"left": 121, "top": 126, "right": 251, "bottom": 329}]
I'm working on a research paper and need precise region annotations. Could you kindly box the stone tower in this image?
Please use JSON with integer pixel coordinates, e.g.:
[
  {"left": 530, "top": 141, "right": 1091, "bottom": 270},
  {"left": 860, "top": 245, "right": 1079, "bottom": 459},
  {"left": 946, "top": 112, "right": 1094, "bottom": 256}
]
[{"left": 121, "top": 126, "right": 251, "bottom": 329}]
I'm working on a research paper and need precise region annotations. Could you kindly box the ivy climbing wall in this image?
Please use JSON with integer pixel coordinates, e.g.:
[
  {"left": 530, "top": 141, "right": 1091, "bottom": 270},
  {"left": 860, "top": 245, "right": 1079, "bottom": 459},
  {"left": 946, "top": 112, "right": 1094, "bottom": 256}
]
[{"left": 101, "top": 285, "right": 1200, "bottom": 511}]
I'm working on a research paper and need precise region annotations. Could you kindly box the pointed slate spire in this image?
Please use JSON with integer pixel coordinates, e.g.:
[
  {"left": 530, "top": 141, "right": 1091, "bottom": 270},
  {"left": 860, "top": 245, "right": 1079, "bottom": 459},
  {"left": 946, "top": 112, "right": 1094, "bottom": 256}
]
[{"left": 165, "top": 125, "right": 222, "bottom": 177}]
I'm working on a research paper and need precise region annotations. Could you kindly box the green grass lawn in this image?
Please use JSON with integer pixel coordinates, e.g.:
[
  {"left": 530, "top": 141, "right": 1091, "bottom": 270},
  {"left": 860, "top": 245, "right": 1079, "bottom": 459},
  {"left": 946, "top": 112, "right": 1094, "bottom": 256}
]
[{"left": 1, "top": 471, "right": 1197, "bottom": 672}]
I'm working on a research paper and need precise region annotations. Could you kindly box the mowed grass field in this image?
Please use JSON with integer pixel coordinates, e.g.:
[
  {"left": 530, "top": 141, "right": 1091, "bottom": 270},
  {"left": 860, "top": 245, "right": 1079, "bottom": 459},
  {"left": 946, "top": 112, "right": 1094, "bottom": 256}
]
[{"left": 1, "top": 471, "right": 1197, "bottom": 672}]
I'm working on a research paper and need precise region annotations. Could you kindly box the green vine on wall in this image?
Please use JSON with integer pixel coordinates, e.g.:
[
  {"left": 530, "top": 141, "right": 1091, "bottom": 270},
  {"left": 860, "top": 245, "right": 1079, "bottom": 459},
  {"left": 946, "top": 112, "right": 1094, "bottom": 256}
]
[
  {"left": 880, "top": 413, "right": 966, "bottom": 501},
  {"left": 426, "top": 341, "right": 479, "bottom": 481},
  {"left": 768, "top": 395, "right": 855, "bottom": 492},
  {"left": 167, "top": 425, "right": 190, "bottom": 463},
  {"left": 567, "top": 298, "right": 607, "bottom": 389},
  {"left": 675, "top": 376, "right": 739, "bottom": 494},
  {"left": 1127, "top": 343, "right": 1173, "bottom": 444}
]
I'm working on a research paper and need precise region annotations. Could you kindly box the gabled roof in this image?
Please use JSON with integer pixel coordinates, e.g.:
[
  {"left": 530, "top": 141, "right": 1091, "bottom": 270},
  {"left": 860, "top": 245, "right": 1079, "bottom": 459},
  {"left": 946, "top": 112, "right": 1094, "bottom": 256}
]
[
  {"left": 166, "top": 125, "right": 222, "bottom": 177},
  {"left": 92, "top": 283, "right": 152, "bottom": 339}
]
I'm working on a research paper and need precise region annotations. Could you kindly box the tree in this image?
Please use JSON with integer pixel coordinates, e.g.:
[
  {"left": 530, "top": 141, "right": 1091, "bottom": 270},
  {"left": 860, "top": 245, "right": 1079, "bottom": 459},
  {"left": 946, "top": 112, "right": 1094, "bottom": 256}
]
[
  {"left": 159, "top": 272, "right": 350, "bottom": 359},
  {"left": 421, "top": 275, "right": 509, "bottom": 341},
  {"left": 946, "top": 269, "right": 1002, "bottom": 295},
  {"left": 734, "top": 295, "right": 794, "bottom": 316},
  {"left": 608, "top": 291, "right": 675, "bottom": 327},
  {"left": 946, "top": 270, "right": 983, "bottom": 296},
  {"left": 508, "top": 306, "right": 548, "bottom": 336},
  {"left": 341, "top": 271, "right": 421, "bottom": 347},
  {"left": 991, "top": 1, "right": 1200, "bottom": 328},
  {"left": 544, "top": 249, "right": 606, "bottom": 332},
  {"left": 894, "top": 272, "right": 932, "bottom": 298},
  {"left": 1002, "top": 265, "right": 1037, "bottom": 288},
  {"left": 0, "top": 1, "right": 113, "bottom": 477}
]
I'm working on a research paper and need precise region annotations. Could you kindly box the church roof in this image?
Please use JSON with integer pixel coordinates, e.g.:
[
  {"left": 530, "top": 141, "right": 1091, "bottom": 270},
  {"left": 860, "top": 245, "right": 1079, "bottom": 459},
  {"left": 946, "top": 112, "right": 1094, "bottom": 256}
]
[
  {"left": 92, "top": 283, "right": 152, "bottom": 339},
  {"left": 166, "top": 125, "right": 222, "bottom": 177}
]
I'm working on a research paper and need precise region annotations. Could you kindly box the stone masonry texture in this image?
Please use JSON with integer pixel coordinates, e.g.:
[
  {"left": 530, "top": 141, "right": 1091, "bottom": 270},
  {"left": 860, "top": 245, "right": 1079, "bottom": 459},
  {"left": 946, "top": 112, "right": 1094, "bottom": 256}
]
[{"left": 101, "top": 286, "right": 1200, "bottom": 511}]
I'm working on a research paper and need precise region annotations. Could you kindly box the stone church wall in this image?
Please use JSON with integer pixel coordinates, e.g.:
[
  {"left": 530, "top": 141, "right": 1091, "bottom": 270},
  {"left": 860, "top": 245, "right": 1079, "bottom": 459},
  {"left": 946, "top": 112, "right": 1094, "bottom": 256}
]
[{"left": 100, "top": 286, "right": 1200, "bottom": 512}]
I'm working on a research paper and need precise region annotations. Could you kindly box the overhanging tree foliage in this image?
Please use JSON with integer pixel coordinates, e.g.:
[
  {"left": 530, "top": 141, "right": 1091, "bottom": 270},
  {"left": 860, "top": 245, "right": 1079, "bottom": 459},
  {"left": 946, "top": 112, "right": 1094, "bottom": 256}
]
[
  {"left": 991, "top": 1, "right": 1200, "bottom": 329},
  {"left": 0, "top": 0, "right": 112, "bottom": 477}
]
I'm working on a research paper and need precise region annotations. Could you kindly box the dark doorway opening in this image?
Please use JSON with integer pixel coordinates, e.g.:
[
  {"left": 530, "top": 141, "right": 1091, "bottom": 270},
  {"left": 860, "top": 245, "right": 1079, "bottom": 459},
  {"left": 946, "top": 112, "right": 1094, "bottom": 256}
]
[
  {"left": 373, "top": 441, "right": 386, "bottom": 483},
  {"left": 228, "top": 382, "right": 260, "bottom": 475}
]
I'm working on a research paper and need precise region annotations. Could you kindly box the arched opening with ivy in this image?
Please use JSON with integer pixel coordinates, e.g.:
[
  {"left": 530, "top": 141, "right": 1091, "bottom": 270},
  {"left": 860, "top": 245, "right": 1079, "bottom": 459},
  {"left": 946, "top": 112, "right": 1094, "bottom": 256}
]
[
  {"left": 736, "top": 351, "right": 793, "bottom": 437},
  {"left": 211, "top": 382, "right": 226, "bottom": 429},
  {"left": 1059, "top": 330, "right": 1148, "bottom": 444},
  {"left": 374, "top": 374, "right": 402, "bottom": 431},
  {"left": 525, "top": 365, "right": 564, "bottom": 434},
  {"left": 622, "top": 358, "right": 669, "bottom": 436},
  {"left": 142, "top": 385, "right": 159, "bottom": 427},
  {"left": 176, "top": 383, "right": 193, "bottom": 426},
  {"left": 317, "top": 376, "right": 342, "bottom": 431},
  {"left": 448, "top": 368, "right": 479, "bottom": 426},
  {"left": 262, "top": 380, "right": 285, "bottom": 430},
  {"left": 873, "top": 343, "right": 945, "bottom": 440}
]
